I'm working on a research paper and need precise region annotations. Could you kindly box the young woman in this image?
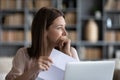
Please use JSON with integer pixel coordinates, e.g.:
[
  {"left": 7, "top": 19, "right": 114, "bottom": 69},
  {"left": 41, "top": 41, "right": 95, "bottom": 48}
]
[{"left": 5, "top": 7, "right": 79, "bottom": 80}]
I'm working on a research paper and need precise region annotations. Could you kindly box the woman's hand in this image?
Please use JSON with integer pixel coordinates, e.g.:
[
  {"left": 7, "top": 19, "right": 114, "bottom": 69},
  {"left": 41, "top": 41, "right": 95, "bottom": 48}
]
[
  {"left": 31, "top": 56, "right": 53, "bottom": 72},
  {"left": 38, "top": 56, "right": 53, "bottom": 71},
  {"left": 56, "top": 36, "right": 72, "bottom": 56}
]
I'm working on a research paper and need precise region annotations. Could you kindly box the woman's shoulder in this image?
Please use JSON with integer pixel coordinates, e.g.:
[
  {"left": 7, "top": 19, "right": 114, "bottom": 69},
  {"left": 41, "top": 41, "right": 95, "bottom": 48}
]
[
  {"left": 16, "top": 47, "right": 28, "bottom": 54},
  {"left": 15, "top": 47, "right": 29, "bottom": 58}
]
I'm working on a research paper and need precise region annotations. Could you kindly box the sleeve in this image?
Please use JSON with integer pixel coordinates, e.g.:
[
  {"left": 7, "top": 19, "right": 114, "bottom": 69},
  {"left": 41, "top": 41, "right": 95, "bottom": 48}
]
[{"left": 5, "top": 48, "right": 26, "bottom": 80}]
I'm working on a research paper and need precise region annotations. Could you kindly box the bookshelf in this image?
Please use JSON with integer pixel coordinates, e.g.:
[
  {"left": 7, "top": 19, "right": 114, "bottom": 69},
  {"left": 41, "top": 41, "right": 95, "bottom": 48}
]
[
  {"left": 0, "top": 0, "right": 25, "bottom": 56},
  {"left": 0, "top": 0, "right": 77, "bottom": 56},
  {"left": 0, "top": 0, "right": 120, "bottom": 61},
  {"left": 77, "top": 0, "right": 120, "bottom": 60}
]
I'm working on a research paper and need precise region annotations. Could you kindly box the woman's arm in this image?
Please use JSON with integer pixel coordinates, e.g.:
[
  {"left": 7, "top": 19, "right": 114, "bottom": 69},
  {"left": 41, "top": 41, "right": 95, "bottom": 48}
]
[
  {"left": 14, "top": 68, "right": 39, "bottom": 80},
  {"left": 5, "top": 48, "right": 39, "bottom": 80},
  {"left": 56, "top": 36, "right": 80, "bottom": 61},
  {"left": 6, "top": 48, "right": 53, "bottom": 80},
  {"left": 14, "top": 56, "right": 53, "bottom": 80}
]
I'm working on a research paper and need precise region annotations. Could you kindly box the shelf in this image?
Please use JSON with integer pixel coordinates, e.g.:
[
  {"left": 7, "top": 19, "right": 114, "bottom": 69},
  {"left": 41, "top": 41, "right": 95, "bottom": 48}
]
[
  {"left": 28, "top": 10, "right": 37, "bottom": 14},
  {"left": 71, "top": 41, "right": 78, "bottom": 46},
  {"left": 0, "top": 41, "right": 24, "bottom": 46},
  {"left": 0, "top": 0, "right": 120, "bottom": 59},
  {"left": 24, "top": 41, "right": 78, "bottom": 47},
  {"left": 79, "top": 41, "right": 120, "bottom": 46},
  {"left": 105, "top": 10, "right": 120, "bottom": 14},
  {"left": 79, "top": 41, "right": 105, "bottom": 46},
  {"left": 2, "top": 25, "right": 24, "bottom": 30},
  {"left": 106, "top": 25, "right": 120, "bottom": 30},
  {"left": 66, "top": 25, "right": 76, "bottom": 30},
  {"left": 62, "top": 8, "right": 76, "bottom": 12},
  {"left": 80, "top": 16, "right": 103, "bottom": 21},
  {"left": 105, "top": 42, "right": 120, "bottom": 46},
  {"left": 0, "top": 9, "right": 24, "bottom": 14}
]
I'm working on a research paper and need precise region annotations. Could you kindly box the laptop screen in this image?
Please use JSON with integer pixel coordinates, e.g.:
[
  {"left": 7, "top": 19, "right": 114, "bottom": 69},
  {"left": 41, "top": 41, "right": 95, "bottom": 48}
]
[{"left": 64, "top": 61, "right": 115, "bottom": 80}]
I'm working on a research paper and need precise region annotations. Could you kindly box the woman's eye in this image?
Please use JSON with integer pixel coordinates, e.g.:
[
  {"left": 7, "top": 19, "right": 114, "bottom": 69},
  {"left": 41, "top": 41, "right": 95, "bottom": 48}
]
[
  {"left": 57, "top": 27, "right": 61, "bottom": 29},
  {"left": 56, "top": 26, "right": 62, "bottom": 29}
]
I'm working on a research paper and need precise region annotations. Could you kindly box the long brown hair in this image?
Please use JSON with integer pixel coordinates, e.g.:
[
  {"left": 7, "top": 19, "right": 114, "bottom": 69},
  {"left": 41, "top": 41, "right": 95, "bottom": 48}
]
[{"left": 27, "top": 7, "right": 64, "bottom": 59}]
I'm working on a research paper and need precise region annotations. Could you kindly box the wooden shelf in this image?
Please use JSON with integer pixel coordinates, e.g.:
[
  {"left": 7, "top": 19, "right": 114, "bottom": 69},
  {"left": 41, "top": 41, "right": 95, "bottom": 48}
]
[{"left": 0, "top": 0, "right": 120, "bottom": 59}]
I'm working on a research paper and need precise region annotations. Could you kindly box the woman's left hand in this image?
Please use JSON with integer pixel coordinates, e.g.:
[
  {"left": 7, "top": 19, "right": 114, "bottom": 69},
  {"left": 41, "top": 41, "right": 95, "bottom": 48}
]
[{"left": 56, "top": 36, "right": 72, "bottom": 56}]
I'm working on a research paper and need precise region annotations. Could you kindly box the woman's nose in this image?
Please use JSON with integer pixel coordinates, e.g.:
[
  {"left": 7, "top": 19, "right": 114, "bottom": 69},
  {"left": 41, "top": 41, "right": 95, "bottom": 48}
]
[{"left": 62, "top": 29, "right": 68, "bottom": 36}]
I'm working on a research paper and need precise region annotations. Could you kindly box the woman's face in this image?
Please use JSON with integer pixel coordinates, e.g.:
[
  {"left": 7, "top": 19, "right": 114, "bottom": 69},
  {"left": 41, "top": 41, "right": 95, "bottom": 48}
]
[{"left": 46, "top": 16, "right": 68, "bottom": 47}]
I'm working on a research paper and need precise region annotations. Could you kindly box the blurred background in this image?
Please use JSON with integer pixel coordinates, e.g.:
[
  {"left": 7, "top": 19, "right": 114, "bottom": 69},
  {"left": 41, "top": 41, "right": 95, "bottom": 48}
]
[{"left": 0, "top": 0, "right": 120, "bottom": 80}]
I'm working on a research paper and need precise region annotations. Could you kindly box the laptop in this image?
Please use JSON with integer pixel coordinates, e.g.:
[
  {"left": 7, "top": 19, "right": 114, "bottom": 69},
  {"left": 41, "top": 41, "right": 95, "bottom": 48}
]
[{"left": 64, "top": 61, "right": 115, "bottom": 80}]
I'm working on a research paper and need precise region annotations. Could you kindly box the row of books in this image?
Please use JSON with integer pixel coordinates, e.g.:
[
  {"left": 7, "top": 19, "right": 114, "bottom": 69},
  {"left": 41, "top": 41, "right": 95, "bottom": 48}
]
[
  {"left": 68, "top": 31, "right": 77, "bottom": 41},
  {"left": 4, "top": 14, "right": 24, "bottom": 26},
  {"left": 2, "top": 12, "right": 76, "bottom": 26},
  {"left": 2, "top": 31, "right": 24, "bottom": 42},
  {"left": 0, "top": 0, "right": 52, "bottom": 10},
  {"left": 3, "top": 0, "right": 119, "bottom": 12},
  {"left": 1, "top": 30, "right": 120, "bottom": 42},
  {"left": 4, "top": 0, "right": 120, "bottom": 11},
  {"left": 79, "top": 47, "right": 102, "bottom": 60},
  {"left": 1, "top": 30, "right": 77, "bottom": 42},
  {"left": 0, "top": 30, "right": 77, "bottom": 42},
  {"left": 65, "top": 12, "right": 76, "bottom": 26},
  {"left": 1, "top": 31, "right": 32, "bottom": 42},
  {"left": 104, "top": 0, "right": 120, "bottom": 11},
  {"left": 105, "top": 31, "right": 120, "bottom": 42},
  {"left": 21, "top": 31, "right": 77, "bottom": 42},
  {"left": 0, "top": 0, "right": 24, "bottom": 10}
]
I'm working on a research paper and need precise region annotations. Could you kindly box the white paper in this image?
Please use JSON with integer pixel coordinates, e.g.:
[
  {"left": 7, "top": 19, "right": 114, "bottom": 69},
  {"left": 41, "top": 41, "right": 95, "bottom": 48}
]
[
  {"left": 36, "top": 65, "right": 64, "bottom": 80},
  {"left": 36, "top": 49, "right": 78, "bottom": 80},
  {"left": 50, "top": 49, "right": 78, "bottom": 70}
]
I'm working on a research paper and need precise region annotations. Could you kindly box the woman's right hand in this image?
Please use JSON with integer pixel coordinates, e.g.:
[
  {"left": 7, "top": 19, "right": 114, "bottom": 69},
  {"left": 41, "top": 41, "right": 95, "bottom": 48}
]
[
  {"left": 38, "top": 56, "right": 53, "bottom": 71},
  {"left": 32, "top": 56, "right": 53, "bottom": 72}
]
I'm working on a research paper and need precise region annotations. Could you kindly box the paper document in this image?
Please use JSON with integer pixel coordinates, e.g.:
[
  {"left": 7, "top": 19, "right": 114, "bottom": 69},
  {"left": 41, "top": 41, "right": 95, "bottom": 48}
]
[{"left": 36, "top": 49, "right": 78, "bottom": 80}]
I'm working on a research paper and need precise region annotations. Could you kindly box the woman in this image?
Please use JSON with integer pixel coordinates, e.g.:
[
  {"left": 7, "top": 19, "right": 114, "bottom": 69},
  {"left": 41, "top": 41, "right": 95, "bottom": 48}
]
[{"left": 5, "top": 7, "right": 79, "bottom": 80}]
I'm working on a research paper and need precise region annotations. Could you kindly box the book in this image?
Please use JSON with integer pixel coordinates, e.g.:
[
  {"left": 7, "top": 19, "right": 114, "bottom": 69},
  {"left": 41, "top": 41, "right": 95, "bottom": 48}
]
[
  {"left": 79, "top": 47, "right": 102, "bottom": 60},
  {"left": 4, "top": 14, "right": 24, "bottom": 26},
  {"left": 35, "top": 0, "right": 52, "bottom": 10},
  {"left": 2, "top": 31, "right": 24, "bottom": 42},
  {"left": 0, "top": 0, "right": 16, "bottom": 10},
  {"left": 65, "top": 12, "right": 76, "bottom": 26},
  {"left": 26, "top": 31, "right": 31, "bottom": 42},
  {"left": 68, "top": 31, "right": 77, "bottom": 41},
  {"left": 104, "top": 31, "right": 116, "bottom": 42}
]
